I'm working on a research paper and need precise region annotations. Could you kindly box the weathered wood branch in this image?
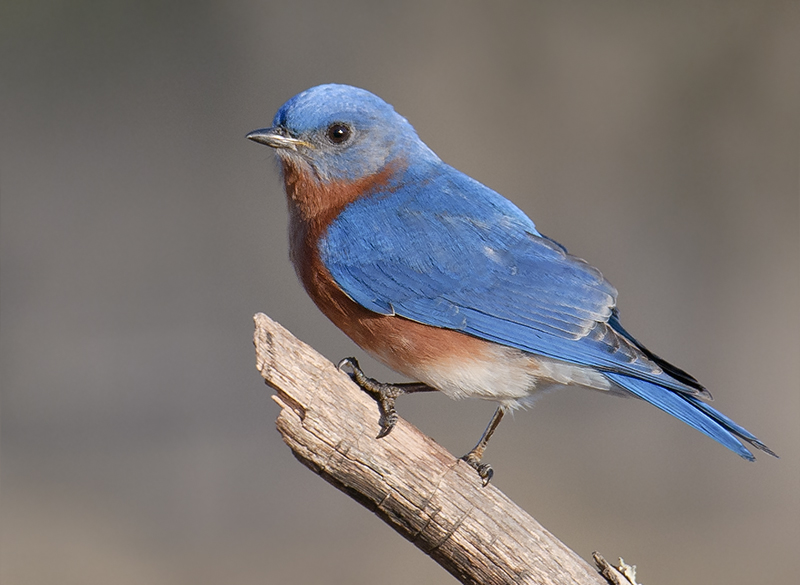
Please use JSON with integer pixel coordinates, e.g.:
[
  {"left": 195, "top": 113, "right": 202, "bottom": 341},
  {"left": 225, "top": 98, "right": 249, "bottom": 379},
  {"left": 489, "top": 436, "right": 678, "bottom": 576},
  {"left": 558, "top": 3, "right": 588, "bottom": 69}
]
[{"left": 254, "top": 312, "right": 617, "bottom": 585}]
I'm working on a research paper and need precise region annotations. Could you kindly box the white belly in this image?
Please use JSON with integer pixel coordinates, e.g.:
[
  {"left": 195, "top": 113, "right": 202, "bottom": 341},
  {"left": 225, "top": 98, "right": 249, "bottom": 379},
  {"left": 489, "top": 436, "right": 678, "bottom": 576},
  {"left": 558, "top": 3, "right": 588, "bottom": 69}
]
[{"left": 375, "top": 342, "right": 613, "bottom": 409}]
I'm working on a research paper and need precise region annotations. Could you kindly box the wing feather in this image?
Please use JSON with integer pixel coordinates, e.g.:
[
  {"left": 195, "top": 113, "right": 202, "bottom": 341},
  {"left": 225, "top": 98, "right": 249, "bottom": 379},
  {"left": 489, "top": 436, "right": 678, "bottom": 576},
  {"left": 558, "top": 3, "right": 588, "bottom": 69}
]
[{"left": 320, "top": 166, "right": 703, "bottom": 395}]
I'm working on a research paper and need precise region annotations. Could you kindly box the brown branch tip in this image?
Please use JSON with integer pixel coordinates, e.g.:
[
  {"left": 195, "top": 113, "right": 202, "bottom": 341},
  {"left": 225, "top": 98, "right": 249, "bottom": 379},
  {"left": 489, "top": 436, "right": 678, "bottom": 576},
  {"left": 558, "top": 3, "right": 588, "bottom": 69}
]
[{"left": 254, "top": 312, "right": 631, "bottom": 585}]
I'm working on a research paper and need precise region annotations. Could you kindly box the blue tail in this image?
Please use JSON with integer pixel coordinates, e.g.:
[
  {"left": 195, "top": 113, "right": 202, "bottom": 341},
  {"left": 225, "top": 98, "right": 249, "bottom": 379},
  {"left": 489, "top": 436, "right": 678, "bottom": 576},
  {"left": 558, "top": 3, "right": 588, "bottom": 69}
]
[{"left": 605, "top": 372, "right": 777, "bottom": 460}]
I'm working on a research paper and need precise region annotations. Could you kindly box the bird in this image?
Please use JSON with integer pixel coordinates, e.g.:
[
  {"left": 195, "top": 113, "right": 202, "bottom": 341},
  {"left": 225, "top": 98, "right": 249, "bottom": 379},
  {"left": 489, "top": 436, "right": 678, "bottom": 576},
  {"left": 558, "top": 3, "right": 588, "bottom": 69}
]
[{"left": 247, "top": 83, "right": 776, "bottom": 484}]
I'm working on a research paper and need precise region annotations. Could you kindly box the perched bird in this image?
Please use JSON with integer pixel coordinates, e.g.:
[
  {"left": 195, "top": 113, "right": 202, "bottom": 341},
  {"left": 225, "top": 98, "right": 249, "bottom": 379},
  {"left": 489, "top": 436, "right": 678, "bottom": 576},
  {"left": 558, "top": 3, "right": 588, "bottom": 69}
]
[{"left": 248, "top": 83, "right": 775, "bottom": 484}]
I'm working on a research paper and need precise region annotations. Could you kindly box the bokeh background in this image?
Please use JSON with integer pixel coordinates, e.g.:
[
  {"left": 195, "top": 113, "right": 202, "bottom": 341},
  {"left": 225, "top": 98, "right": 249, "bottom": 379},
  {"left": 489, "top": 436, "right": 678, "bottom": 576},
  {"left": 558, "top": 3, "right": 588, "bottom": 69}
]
[{"left": 2, "top": 1, "right": 798, "bottom": 584}]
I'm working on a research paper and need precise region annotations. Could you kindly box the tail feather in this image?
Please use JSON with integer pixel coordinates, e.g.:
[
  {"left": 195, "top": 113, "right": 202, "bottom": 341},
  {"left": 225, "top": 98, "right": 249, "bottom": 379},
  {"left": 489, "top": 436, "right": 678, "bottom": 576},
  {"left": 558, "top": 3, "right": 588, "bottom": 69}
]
[
  {"left": 683, "top": 394, "right": 778, "bottom": 458},
  {"left": 605, "top": 372, "right": 777, "bottom": 460}
]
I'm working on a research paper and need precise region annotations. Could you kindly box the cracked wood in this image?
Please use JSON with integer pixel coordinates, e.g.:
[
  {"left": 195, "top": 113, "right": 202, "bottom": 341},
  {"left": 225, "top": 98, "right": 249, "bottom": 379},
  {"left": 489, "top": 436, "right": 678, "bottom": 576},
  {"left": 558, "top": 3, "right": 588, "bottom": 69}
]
[{"left": 254, "top": 312, "right": 608, "bottom": 585}]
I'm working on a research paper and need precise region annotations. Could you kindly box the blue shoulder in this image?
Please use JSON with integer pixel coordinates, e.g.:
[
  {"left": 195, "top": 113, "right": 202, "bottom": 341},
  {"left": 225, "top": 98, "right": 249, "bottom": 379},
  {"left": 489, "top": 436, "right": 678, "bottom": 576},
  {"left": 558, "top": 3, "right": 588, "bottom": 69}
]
[{"left": 321, "top": 163, "right": 538, "bottom": 309}]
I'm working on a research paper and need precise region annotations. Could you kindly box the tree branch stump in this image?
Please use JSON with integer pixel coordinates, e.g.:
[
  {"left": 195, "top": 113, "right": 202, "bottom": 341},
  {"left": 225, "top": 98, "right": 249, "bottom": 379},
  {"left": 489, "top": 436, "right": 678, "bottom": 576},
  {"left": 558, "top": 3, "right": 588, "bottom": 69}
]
[{"left": 254, "top": 312, "right": 611, "bottom": 585}]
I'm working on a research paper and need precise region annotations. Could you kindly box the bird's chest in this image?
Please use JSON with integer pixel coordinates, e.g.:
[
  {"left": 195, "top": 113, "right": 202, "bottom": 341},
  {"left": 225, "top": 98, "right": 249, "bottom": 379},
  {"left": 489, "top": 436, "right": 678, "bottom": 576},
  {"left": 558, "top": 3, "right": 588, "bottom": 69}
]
[
  {"left": 288, "top": 207, "right": 378, "bottom": 343},
  {"left": 287, "top": 209, "right": 533, "bottom": 398}
]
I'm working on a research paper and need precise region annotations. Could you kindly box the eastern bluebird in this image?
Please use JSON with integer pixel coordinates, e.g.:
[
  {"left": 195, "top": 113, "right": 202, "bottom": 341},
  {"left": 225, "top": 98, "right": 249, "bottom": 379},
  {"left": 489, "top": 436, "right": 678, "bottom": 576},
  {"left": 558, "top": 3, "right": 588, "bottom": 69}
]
[{"left": 248, "top": 84, "right": 775, "bottom": 484}]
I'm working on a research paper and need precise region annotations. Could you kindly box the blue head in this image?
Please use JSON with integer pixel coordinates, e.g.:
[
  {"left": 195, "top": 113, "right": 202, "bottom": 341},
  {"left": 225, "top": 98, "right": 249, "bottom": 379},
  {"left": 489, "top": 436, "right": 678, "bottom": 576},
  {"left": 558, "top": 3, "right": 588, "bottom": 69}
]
[{"left": 247, "top": 84, "right": 439, "bottom": 183}]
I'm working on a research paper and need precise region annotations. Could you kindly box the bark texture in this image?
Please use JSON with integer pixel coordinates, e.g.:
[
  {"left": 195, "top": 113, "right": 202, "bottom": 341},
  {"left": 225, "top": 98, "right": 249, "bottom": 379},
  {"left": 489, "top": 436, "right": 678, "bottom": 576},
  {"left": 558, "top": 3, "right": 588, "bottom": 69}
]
[{"left": 254, "top": 312, "right": 611, "bottom": 585}]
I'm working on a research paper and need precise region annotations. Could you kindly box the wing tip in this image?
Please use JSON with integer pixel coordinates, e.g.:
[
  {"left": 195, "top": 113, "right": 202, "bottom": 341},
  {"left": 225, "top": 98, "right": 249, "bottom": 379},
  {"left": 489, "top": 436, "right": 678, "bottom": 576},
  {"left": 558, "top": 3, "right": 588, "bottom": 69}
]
[{"left": 748, "top": 439, "right": 779, "bottom": 459}]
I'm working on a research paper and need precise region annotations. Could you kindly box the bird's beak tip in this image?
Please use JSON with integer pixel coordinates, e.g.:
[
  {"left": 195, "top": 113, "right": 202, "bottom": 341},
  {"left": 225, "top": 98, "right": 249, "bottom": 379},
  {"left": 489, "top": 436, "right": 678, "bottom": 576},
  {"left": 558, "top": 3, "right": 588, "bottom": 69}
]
[
  {"left": 246, "top": 128, "right": 308, "bottom": 151},
  {"left": 246, "top": 128, "right": 273, "bottom": 145}
]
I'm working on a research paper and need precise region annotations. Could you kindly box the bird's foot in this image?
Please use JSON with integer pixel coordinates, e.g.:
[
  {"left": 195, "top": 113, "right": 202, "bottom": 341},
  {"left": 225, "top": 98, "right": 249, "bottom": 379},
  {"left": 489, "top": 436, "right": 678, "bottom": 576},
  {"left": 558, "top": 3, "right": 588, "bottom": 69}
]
[
  {"left": 337, "top": 357, "right": 402, "bottom": 438},
  {"left": 460, "top": 449, "right": 494, "bottom": 487},
  {"left": 459, "top": 406, "right": 505, "bottom": 486}
]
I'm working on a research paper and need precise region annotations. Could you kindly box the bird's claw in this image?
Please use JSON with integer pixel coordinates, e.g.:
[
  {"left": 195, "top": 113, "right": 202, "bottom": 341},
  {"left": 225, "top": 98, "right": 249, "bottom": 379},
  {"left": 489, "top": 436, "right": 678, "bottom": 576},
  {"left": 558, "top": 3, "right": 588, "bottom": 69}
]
[
  {"left": 338, "top": 356, "right": 400, "bottom": 439},
  {"left": 336, "top": 356, "right": 358, "bottom": 374},
  {"left": 375, "top": 408, "right": 398, "bottom": 439},
  {"left": 461, "top": 452, "right": 494, "bottom": 486}
]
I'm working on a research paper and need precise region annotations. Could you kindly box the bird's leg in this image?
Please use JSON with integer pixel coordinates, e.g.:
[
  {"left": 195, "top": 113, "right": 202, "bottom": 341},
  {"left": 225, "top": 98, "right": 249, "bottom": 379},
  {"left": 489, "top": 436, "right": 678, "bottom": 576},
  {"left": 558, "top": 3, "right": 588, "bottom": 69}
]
[
  {"left": 337, "top": 357, "right": 435, "bottom": 439},
  {"left": 461, "top": 406, "right": 506, "bottom": 486}
]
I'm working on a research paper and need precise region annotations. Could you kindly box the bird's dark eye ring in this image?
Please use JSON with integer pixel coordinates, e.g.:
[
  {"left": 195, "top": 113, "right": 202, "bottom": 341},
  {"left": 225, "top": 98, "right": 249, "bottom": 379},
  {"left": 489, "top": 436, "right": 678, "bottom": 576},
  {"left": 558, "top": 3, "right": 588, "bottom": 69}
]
[{"left": 327, "top": 123, "right": 351, "bottom": 144}]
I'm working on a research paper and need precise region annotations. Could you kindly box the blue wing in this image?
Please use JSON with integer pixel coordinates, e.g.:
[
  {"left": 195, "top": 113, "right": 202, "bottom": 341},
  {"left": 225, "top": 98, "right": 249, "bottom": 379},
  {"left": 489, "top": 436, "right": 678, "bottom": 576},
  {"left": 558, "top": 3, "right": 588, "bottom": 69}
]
[
  {"left": 321, "top": 165, "right": 699, "bottom": 394},
  {"left": 320, "top": 164, "right": 773, "bottom": 459}
]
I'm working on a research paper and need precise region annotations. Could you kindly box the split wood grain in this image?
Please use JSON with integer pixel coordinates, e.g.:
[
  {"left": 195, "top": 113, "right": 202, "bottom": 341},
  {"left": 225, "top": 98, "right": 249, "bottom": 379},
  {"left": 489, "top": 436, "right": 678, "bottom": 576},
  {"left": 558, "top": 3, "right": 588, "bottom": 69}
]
[{"left": 254, "top": 312, "right": 610, "bottom": 585}]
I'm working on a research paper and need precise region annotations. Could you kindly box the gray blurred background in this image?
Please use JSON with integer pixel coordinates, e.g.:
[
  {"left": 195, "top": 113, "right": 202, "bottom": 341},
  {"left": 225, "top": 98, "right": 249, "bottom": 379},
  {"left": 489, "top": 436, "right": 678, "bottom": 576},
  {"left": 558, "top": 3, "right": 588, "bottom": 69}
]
[{"left": 2, "top": 1, "right": 798, "bottom": 584}]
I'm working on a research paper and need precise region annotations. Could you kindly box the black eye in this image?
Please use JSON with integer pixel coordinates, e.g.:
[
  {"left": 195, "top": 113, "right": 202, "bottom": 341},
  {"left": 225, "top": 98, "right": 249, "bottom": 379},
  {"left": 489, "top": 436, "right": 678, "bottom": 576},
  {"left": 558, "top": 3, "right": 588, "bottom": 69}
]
[{"left": 327, "top": 123, "right": 351, "bottom": 144}]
